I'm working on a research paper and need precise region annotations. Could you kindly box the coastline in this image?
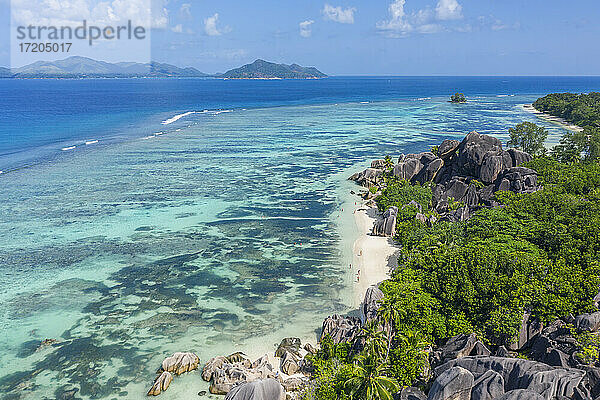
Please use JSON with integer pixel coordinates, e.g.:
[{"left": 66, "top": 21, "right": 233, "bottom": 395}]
[
  {"left": 351, "top": 199, "right": 400, "bottom": 309},
  {"left": 520, "top": 103, "right": 584, "bottom": 132}
]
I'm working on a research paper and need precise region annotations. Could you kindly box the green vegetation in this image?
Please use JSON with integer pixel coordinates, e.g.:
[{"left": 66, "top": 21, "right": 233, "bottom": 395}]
[
  {"left": 308, "top": 94, "right": 600, "bottom": 398},
  {"left": 507, "top": 122, "right": 549, "bottom": 156},
  {"left": 552, "top": 127, "right": 600, "bottom": 163},
  {"left": 450, "top": 93, "right": 467, "bottom": 103},
  {"left": 533, "top": 92, "right": 600, "bottom": 128},
  {"left": 384, "top": 159, "right": 600, "bottom": 348}
]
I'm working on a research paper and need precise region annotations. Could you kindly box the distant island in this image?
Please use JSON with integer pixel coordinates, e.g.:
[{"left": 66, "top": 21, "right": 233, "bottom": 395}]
[
  {"left": 220, "top": 59, "right": 327, "bottom": 80},
  {"left": 0, "top": 56, "right": 327, "bottom": 79},
  {"left": 450, "top": 92, "right": 467, "bottom": 103}
]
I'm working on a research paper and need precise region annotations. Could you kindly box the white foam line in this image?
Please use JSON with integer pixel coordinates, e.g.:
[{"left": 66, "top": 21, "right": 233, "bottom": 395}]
[
  {"left": 162, "top": 111, "right": 195, "bottom": 125},
  {"left": 85, "top": 140, "right": 98, "bottom": 145},
  {"left": 61, "top": 146, "right": 76, "bottom": 151}
]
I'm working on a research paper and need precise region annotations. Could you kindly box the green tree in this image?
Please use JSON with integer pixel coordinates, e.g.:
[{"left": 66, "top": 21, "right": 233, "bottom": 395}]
[
  {"left": 507, "top": 122, "right": 548, "bottom": 156},
  {"left": 450, "top": 93, "right": 467, "bottom": 103},
  {"left": 552, "top": 127, "right": 600, "bottom": 163},
  {"left": 357, "top": 320, "right": 388, "bottom": 359},
  {"left": 344, "top": 353, "right": 400, "bottom": 400}
]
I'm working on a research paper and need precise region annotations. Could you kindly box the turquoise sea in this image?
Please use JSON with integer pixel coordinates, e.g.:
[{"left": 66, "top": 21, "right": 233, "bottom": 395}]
[{"left": 1, "top": 77, "right": 600, "bottom": 399}]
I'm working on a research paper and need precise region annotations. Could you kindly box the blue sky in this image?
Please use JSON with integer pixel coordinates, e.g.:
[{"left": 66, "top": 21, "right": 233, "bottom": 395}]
[{"left": 1, "top": 0, "right": 599, "bottom": 75}]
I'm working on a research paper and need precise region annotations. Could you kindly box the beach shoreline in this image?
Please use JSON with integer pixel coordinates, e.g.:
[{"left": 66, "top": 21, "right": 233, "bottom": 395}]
[
  {"left": 520, "top": 103, "right": 584, "bottom": 132},
  {"left": 350, "top": 199, "right": 400, "bottom": 309}
]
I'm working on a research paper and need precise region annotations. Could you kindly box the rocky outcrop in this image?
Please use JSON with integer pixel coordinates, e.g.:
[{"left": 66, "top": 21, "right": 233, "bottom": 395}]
[
  {"left": 434, "top": 356, "right": 586, "bottom": 399},
  {"left": 471, "top": 370, "right": 504, "bottom": 400},
  {"left": 351, "top": 132, "right": 540, "bottom": 225},
  {"left": 495, "top": 390, "right": 544, "bottom": 400},
  {"left": 279, "top": 350, "right": 300, "bottom": 375},
  {"left": 203, "top": 354, "right": 276, "bottom": 395},
  {"left": 362, "top": 286, "right": 384, "bottom": 322},
  {"left": 147, "top": 371, "right": 173, "bottom": 396},
  {"left": 431, "top": 334, "right": 492, "bottom": 367},
  {"left": 147, "top": 352, "right": 199, "bottom": 396},
  {"left": 320, "top": 314, "right": 361, "bottom": 344},
  {"left": 275, "top": 338, "right": 301, "bottom": 358},
  {"left": 427, "top": 366, "right": 474, "bottom": 400},
  {"left": 224, "top": 379, "right": 285, "bottom": 400},
  {"left": 161, "top": 352, "right": 200, "bottom": 375},
  {"left": 349, "top": 168, "right": 383, "bottom": 187},
  {"left": 372, "top": 206, "right": 398, "bottom": 237},
  {"left": 575, "top": 311, "right": 600, "bottom": 332},
  {"left": 396, "top": 387, "right": 427, "bottom": 400}
]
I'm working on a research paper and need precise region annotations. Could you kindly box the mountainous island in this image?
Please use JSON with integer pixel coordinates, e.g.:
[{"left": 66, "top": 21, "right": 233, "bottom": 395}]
[
  {"left": 0, "top": 57, "right": 327, "bottom": 79},
  {"left": 219, "top": 59, "right": 327, "bottom": 79}
]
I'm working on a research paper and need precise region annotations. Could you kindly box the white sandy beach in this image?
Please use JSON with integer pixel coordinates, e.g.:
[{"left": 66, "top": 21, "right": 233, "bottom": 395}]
[
  {"left": 521, "top": 104, "right": 584, "bottom": 132},
  {"left": 351, "top": 201, "right": 400, "bottom": 308}
]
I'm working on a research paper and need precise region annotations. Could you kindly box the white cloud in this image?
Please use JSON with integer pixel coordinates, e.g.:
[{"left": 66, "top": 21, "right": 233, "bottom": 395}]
[
  {"left": 377, "top": 0, "right": 465, "bottom": 37},
  {"left": 435, "top": 0, "right": 463, "bottom": 21},
  {"left": 10, "top": 0, "right": 170, "bottom": 29},
  {"left": 299, "top": 19, "right": 314, "bottom": 37},
  {"left": 376, "top": 0, "right": 412, "bottom": 36},
  {"left": 171, "top": 24, "right": 182, "bottom": 33},
  {"left": 204, "top": 13, "right": 230, "bottom": 36},
  {"left": 180, "top": 3, "right": 191, "bottom": 18},
  {"left": 322, "top": 4, "right": 355, "bottom": 24}
]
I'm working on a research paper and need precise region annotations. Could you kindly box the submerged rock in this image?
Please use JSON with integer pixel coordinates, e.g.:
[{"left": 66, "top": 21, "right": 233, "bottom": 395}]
[{"left": 147, "top": 371, "right": 173, "bottom": 396}]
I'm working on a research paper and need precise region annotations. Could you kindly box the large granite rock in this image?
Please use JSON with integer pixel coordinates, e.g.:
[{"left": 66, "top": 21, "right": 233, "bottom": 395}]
[
  {"left": 393, "top": 158, "right": 425, "bottom": 181},
  {"left": 438, "top": 140, "right": 460, "bottom": 159},
  {"left": 352, "top": 132, "right": 541, "bottom": 223},
  {"left": 362, "top": 286, "right": 384, "bottom": 322},
  {"left": 427, "top": 366, "right": 474, "bottom": 400},
  {"left": 349, "top": 168, "right": 383, "bottom": 187},
  {"left": 279, "top": 350, "right": 300, "bottom": 375},
  {"left": 471, "top": 370, "right": 504, "bottom": 400},
  {"left": 161, "top": 352, "right": 199, "bottom": 375},
  {"left": 224, "top": 379, "right": 285, "bottom": 400},
  {"left": 321, "top": 314, "right": 362, "bottom": 344},
  {"left": 205, "top": 354, "right": 276, "bottom": 395},
  {"left": 435, "top": 356, "right": 585, "bottom": 399},
  {"left": 457, "top": 131, "right": 503, "bottom": 177},
  {"left": 372, "top": 206, "right": 398, "bottom": 237},
  {"left": 275, "top": 338, "right": 301, "bottom": 358},
  {"left": 203, "top": 356, "right": 228, "bottom": 381},
  {"left": 395, "top": 387, "right": 427, "bottom": 400},
  {"left": 281, "top": 377, "right": 306, "bottom": 392},
  {"left": 496, "top": 390, "right": 544, "bottom": 400},
  {"left": 575, "top": 312, "right": 600, "bottom": 332},
  {"left": 147, "top": 371, "right": 173, "bottom": 396},
  {"left": 529, "top": 320, "right": 579, "bottom": 368}
]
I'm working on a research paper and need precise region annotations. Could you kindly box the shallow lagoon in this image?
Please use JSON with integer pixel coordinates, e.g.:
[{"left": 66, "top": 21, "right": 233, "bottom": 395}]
[{"left": 0, "top": 96, "right": 571, "bottom": 398}]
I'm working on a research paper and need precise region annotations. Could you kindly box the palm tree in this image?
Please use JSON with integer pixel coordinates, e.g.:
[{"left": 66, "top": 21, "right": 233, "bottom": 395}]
[
  {"left": 397, "top": 330, "right": 429, "bottom": 352},
  {"left": 344, "top": 353, "right": 400, "bottom": 400},
  {"left": 377, "top": 299, "right": 402, "bottom": 361},
  {"left": 356, "top": 320, "right": 387, "bottom": 359}
]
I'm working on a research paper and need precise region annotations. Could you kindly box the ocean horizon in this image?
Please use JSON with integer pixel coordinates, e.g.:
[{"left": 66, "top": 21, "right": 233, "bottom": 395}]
[{"left": 1, "top": 76, "right": 600, "bottom": 399}]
